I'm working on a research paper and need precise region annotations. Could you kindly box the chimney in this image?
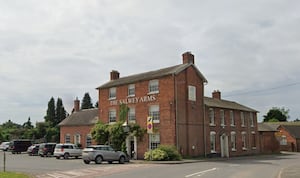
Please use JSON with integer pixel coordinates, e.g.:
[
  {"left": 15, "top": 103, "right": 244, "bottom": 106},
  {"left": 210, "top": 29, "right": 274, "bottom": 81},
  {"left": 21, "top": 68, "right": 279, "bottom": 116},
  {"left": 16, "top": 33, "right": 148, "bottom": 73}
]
[
  {"left": 212, "top": 90, "right": 221, "bottom": 100},
  {"left": 74, "top": 97, "right": 80, "bottom": 112},
  {"left": 110, "top": 70, "right": 120, "bottom": 80},
  {"left": 182, "top": 51, "right": 194, "bottom": 64}
]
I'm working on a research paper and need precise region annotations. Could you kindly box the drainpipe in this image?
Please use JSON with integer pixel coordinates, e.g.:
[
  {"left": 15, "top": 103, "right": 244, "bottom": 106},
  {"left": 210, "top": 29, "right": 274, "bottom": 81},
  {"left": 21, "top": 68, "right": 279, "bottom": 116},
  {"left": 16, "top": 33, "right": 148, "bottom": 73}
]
[{"left": 174, "top": 74, "right": 179, "bottom": 151}]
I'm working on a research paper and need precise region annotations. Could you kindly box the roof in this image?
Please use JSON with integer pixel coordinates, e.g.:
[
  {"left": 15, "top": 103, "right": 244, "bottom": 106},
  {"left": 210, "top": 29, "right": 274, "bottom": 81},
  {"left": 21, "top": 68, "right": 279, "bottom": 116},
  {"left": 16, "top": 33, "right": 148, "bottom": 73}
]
[
  {"left": 204, "top": 97, "right": 257, "bottom": 112},
  {"left": 257, "top": 123, "right": 278, "bottom": 132},
  {"left": 280, "top": 125, "right": 300, "bottom": 139},
  {"left": 58, "top": 108, "right": 98, "bottom": 126},
  {"left": 97, "top": 63, "right": 207, "bottom": 89}
]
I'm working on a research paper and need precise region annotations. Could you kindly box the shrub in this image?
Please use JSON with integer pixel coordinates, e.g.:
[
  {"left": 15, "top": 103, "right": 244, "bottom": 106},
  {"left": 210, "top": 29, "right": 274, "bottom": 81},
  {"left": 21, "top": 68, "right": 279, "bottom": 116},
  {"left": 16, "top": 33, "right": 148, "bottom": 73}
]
[
  {"left": 144, "top": 145, "right": 182, "bottom": 161},
  {"left": 158, "top": 145, "right": 182, "bottom": 161}
]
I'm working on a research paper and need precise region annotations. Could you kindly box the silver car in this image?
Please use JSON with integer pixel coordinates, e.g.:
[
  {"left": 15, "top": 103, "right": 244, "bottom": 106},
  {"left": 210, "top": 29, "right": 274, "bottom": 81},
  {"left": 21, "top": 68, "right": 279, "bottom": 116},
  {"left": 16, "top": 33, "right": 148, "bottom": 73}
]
[{"left": 82, "top": 145, "right": 128, "bottom": 164}]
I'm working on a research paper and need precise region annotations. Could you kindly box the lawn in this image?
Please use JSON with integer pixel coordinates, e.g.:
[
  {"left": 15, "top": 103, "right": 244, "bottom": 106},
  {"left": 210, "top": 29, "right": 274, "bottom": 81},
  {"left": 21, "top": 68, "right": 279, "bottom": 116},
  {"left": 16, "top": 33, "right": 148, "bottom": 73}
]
[{"left": 0, "top": 172, "right": 31, "bottom": 178}]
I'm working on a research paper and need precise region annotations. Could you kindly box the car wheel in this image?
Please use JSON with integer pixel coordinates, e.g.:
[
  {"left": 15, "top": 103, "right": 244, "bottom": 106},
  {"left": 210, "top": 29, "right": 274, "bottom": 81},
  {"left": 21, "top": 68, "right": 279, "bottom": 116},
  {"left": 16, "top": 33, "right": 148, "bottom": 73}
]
[
  {"left": 119, "top": 156, "right": 125, "bottom": 164},
  {"left": 108, "top": 161, "right": 113, "bottom": 164},
  {"left": 56, "top": 156, "right": 60, "bottom": 159},
  {"left": 64, "top": 153, "right": 70, "bottom": 159},
  {"left": 95, "top": 156, "right": 103, "bottom": 164},
  {"left": 83, "top": 160, "right": 90, "bottom": 164}
]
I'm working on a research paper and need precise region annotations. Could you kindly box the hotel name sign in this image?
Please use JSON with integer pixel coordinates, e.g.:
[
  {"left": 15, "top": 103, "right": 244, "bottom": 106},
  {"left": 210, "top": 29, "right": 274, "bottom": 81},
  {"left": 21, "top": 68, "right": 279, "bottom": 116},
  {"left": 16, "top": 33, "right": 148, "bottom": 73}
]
[{"left": 110, "top": 95, "right": 157, "bottom": 106}]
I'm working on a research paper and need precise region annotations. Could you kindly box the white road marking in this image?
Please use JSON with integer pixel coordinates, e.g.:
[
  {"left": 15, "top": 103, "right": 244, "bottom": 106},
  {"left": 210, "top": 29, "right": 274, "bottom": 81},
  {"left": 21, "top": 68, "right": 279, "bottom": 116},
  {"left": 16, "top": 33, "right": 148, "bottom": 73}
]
[{"left": 185, "top": 168, "right": 217, "bottom": 178}]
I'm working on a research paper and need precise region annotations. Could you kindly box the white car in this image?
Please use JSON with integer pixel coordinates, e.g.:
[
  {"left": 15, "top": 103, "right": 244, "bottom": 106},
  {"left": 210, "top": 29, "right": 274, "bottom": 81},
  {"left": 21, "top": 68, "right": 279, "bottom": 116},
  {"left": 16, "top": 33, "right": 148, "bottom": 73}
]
[
  {"left": 54, "top": 143, "right": 82, "bottom": 159},
  {"left": 0, "top": 142, "right": 10, "bottom": 151}
]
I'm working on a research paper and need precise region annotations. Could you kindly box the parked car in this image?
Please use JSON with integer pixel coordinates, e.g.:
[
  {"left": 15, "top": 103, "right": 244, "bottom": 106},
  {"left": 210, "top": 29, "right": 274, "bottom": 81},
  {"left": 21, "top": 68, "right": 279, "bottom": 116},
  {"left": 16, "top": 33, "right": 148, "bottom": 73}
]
[
  {"left": 82, "top": 145, "right": 128, "bottom": 164},
  {"left": 27, "top": 144, "right": 40, "bottom": 156},
  {"left": 9, "top": 140, "right": 32, "bottom": 154},
  {"left": 54, "top": 143, "right": 82, "bottom": 159},
  {"left": 0, "top": 142, "right": 10, "bottom": 151},
  {"left": 38, "top": 143, "right": 56, "bottom": 157}
]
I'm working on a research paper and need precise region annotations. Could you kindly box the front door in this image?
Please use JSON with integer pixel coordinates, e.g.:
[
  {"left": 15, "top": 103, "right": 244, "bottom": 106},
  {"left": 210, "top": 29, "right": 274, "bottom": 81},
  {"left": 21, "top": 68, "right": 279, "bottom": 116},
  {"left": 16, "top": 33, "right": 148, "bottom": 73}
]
[
  {"left": 220, "top": 134, "right": 229, "bottom": 158},
  {"left": 126, "top": 136, "right": 137, "bottom": 159}
]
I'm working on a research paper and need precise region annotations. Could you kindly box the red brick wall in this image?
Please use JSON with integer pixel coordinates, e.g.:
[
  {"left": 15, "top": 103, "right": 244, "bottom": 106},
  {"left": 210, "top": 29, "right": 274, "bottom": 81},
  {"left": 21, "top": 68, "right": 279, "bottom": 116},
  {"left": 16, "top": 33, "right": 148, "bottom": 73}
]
[
  {"left": 278, "top": 126, "right": 297, "bottom": 152},
  {"left": 205, "top": 107, "right": 259, "bottom": 157},
  {"left": 60, "top": 125, "right": 96, "bottom": 148}
]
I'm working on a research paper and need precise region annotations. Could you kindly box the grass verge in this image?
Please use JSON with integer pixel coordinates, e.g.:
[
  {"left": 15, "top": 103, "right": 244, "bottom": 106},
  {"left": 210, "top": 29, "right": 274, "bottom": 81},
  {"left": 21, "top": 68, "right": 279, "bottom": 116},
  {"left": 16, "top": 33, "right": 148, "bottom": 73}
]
[{"left": 0, "top": 172, "right": 31, "bottom": 178}]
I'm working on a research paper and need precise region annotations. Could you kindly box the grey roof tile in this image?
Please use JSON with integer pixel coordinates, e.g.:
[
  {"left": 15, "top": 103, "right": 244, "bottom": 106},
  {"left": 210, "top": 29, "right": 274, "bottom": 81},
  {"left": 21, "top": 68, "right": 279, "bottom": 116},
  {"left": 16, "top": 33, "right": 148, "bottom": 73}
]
[{"left": 59, "top": 108, "right": 98, "bottom": 126}]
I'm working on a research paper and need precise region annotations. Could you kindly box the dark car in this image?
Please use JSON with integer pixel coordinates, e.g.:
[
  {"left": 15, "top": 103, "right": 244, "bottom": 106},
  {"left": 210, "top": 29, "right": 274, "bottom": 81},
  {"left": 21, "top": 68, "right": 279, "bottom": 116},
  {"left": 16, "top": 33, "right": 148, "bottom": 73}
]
[
  {"left": 27, "top": 144, "right": 40, "bottom": 156},
  {"left": 9, "top": 140, "right": 32, "bottom": 154},
  {"left": 38, "top": 143, "right": 56, "bottom": 157}
]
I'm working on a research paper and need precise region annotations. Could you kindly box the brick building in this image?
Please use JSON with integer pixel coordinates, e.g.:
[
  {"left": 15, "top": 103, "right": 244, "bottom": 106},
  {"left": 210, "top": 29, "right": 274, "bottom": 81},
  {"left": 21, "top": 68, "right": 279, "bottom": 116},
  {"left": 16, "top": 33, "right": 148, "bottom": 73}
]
[
  {"left": 59, "top": 98, "right": 98, "bottom": 148},
  {"left": 58, "top": 51, "right": 259, "bottom": 159},
  {"left": 204, "top": 91, "right": 259, "bottom": 157},
  {"left": 97, "top": 52, "right": 207, "bottom": 159}
]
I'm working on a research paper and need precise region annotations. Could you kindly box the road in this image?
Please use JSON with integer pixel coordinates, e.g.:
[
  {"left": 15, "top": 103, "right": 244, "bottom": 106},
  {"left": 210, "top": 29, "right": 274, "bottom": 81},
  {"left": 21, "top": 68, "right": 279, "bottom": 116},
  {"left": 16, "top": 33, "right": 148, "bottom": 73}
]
[{"left": 1, "top": 151, "right": 300, "bottom": 178}]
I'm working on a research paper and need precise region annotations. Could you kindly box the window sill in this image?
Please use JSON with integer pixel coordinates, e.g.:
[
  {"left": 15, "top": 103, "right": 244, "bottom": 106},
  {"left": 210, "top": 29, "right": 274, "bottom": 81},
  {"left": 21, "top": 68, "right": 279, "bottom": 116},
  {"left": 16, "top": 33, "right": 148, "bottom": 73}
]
[
  {"left": 109, "top": 122, "right": 116, "bottom": 125},
  {"left": 230, "top": 125, "right": 235, "bottom": 127},
  {"left": 209, "top": 124, "right": 216, "bottom": 127},
  {"left": 252, "top": 147, "right": 256, "bottom": 150},
  {"left": 242, "top": 147, "right": 247, "bottom": 151},
  {"left": 153, "top": 120, "right": 160, "bottom": 124},
  {"left": 109, "top": 97, "right": 116, "bottom": 101},
  {"left": 127, "top": 95, "right": 135, "bottom": 98},
  {"left": 148, "top": 91, "right": 159, "bottom": 95},
  {"left": 231, "top": 148, "right": 237, "bottom": 152}
]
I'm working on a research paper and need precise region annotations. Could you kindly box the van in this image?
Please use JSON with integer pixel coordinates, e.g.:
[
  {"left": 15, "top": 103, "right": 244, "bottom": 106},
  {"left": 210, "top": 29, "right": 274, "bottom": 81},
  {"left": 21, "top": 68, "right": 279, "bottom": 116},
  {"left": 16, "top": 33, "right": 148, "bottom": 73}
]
[{"left": 9, "top": 140, "right": 32, "bottom": 154}]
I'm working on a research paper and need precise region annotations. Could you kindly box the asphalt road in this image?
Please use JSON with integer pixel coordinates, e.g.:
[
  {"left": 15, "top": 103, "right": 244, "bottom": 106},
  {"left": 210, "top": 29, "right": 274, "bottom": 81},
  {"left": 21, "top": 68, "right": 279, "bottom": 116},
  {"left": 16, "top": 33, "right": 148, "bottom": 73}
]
[{"left": 1, "top": 151, "right": 300, "bottom": 178}]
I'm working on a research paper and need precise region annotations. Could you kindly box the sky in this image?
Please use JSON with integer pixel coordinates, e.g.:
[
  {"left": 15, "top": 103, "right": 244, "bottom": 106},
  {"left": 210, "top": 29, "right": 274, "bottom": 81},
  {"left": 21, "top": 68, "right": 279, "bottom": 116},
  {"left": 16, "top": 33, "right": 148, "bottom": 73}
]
[{"left": 0, "top": 0, "right": 299, "bottom": 125}]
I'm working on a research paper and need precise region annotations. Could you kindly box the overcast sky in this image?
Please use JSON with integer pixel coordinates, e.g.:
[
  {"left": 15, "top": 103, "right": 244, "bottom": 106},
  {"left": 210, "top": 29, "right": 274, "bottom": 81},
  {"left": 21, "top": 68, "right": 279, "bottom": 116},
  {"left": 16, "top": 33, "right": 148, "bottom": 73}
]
[{"left": 0, "top": 0, "right": 299, "bottom": 125}]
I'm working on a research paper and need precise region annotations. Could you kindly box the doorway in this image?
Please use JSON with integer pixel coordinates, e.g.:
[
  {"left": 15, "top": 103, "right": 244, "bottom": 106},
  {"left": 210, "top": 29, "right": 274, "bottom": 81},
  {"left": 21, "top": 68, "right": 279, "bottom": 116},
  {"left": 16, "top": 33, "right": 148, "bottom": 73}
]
[{"left": 220, "top": 134, "right": 229, "bottom": 158}]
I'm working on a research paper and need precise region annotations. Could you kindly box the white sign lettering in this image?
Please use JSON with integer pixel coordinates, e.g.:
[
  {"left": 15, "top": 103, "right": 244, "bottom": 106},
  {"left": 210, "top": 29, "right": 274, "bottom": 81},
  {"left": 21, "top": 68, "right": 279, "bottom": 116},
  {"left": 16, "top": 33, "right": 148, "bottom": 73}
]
[{"left": 110, "top": 95, "right": 157, "bottom": 106}]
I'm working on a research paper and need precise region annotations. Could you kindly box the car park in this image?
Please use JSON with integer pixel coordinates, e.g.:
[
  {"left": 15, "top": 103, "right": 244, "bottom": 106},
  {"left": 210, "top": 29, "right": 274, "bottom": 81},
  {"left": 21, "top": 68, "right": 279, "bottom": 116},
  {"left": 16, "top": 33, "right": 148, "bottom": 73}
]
[
  {"left": 0, "top": 141, "right": 10, "bottom": 151},
  {"left": 9, "top": 140, "right": 33, "bottom": 154},
  {"left": 54, "top": 143, "right": 82, "bottom": 159},
  {"left": 27, "top": 144, "right": 40, "bottom": 156},
  {"left": 82, "top": 145, "right": 128, "bottom": 164},
  {"left": 38, "top": 143, "right": 56, "bottom": 157}
]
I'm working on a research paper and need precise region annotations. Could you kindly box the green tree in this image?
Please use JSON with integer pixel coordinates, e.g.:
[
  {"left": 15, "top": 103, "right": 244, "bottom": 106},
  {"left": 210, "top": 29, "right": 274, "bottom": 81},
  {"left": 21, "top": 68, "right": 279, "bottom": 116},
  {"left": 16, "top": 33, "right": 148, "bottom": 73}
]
[
  {"left": 56, "top": 98, "right": 67, "bottom": 125},
  {"left": 81, "top": 92, "right": 93, "bottom": 109},
  {"left": 23, "top": 117, "right": 34, "bottom": 129},
  {"left": 45, "top": 97, "right": 56, "bottom": 127},
  {"left": 263, "top": 107, "right": 290, "bottom": 122}
]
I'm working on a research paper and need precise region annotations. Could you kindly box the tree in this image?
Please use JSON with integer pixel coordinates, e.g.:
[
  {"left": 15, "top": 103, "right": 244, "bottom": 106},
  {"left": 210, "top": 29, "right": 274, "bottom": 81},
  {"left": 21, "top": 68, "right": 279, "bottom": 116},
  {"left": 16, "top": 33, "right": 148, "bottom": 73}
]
[
  {"left": 81, "top": 92, "right": 93, "bottom": 109},
  {"left": 263, "top": 107, "right": 290, "bottom": 122},
  {"left": 44, "top": 97, "right": 56, "bottom": 127},
  {"left": 56, "top": 98, "right": 67, "bottom": 125},
  {"left": 23, "top": 117, "right": 33, "bottom": 129}
]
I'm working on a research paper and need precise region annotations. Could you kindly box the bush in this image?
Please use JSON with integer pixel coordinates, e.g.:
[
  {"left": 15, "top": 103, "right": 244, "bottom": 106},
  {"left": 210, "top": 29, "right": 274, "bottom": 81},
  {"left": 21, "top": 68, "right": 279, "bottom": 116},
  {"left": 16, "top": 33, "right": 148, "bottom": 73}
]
[
  {"left": 158, "top": 145, "right": 182, "bottom": 161},
  {"left": 144, "top": 145, "right": 182, "bottom": 161},
  {"left": 144, "top": 149, "right": 167, "bottom": 161}
]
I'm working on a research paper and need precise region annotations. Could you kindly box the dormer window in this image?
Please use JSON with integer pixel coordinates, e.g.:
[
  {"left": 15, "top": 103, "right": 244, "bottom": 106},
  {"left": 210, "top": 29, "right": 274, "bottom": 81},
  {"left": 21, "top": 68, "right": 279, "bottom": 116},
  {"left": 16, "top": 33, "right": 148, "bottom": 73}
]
[{"left": 148, "top": 80, "right": 159, "bottom": 94}]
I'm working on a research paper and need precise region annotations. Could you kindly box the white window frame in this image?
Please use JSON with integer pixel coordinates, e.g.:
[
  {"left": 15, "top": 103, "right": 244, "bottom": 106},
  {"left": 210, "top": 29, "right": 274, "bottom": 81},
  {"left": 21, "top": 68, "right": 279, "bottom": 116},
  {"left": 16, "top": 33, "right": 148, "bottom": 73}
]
[
  {"left": 188, "top": 85, "right": 196, "bottom": 101},
  {"left": 280, "top": 135, "right": 287, "bottom": 145},
  {"left": 210, "top": 131, "right": 216, "bottom": 153},
  {"left": 86, "top": 134, "right": 92, "bottom": 146},
  {"left": 230, "top": 110, "right": 235, "bottom": 126},
  {"left": 231, "top": 131, "right": 236, "bottom": 151},
  {"left": 128, "top": 84, "right": 135, "bottom": 97},
  {"left": 209, "top": 108, "right": 215, "bottom": 126},
  {"left": 109, "top": 109, "right": 117, "bottom": 123},
  {"left": 109, "top": 87, "right": 116, "bottom": 100},
  {"left": 128, "top": 107, "right": 136, "bottom": 123},
  {"left": 65, "top": 134, "right": 71, "bottom": 143},
  {"left": 149, "top": 134, "right": 160, "bottom": 150},
  {"left": 74, "top": 134, "right": 81, "bottom": 145},
  {"left": 148, "top": 80, "right": 159, "bottom": 94},
  {"left": 241, "top": 112, "right": 245, "bottom": 127},
  {"left": 250, "top": 112, "right": 254, "bottom": 127},
  {"left": 149, "top": 105, "right": 160, "bottom": 123},
  {"left": 220, "top": 110, "right": 225, "bottom": 126},
  {"left": 251, "top": 131, "right": 256, "bottom": 149},
  {"left": 242, "top": 131, "right": 247, "bottom": 150}
]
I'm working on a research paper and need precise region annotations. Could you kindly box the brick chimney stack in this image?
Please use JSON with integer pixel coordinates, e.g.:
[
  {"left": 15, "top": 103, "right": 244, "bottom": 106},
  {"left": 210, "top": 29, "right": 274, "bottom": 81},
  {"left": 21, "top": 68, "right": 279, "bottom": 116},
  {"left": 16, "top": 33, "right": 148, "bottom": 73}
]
[
  {"left": 182, "top": 51, "right": 194, "bottom": 64},
  {"left": 74, "top": 97, "right": 80, "bottom": 112},
  {"left": 110, "top": 70, "right": 120, "bottom": 80},
  {"left": 212, "top": 90, "right": 221, "bottom": 100}
]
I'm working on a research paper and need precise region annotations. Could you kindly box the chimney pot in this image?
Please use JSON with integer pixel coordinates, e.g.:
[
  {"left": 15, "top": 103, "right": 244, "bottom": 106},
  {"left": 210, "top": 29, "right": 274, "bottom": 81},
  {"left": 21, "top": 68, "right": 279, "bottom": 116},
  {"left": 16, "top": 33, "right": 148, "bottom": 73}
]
[
  {"left": 182, "top": 51, "right": 194, "bottom": 64},
  {"left": 212, "top": 90, "right": 221, "bottom": 100},
  {"left": 110, "top": 70, "right": 120, "bottom": 80}
]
